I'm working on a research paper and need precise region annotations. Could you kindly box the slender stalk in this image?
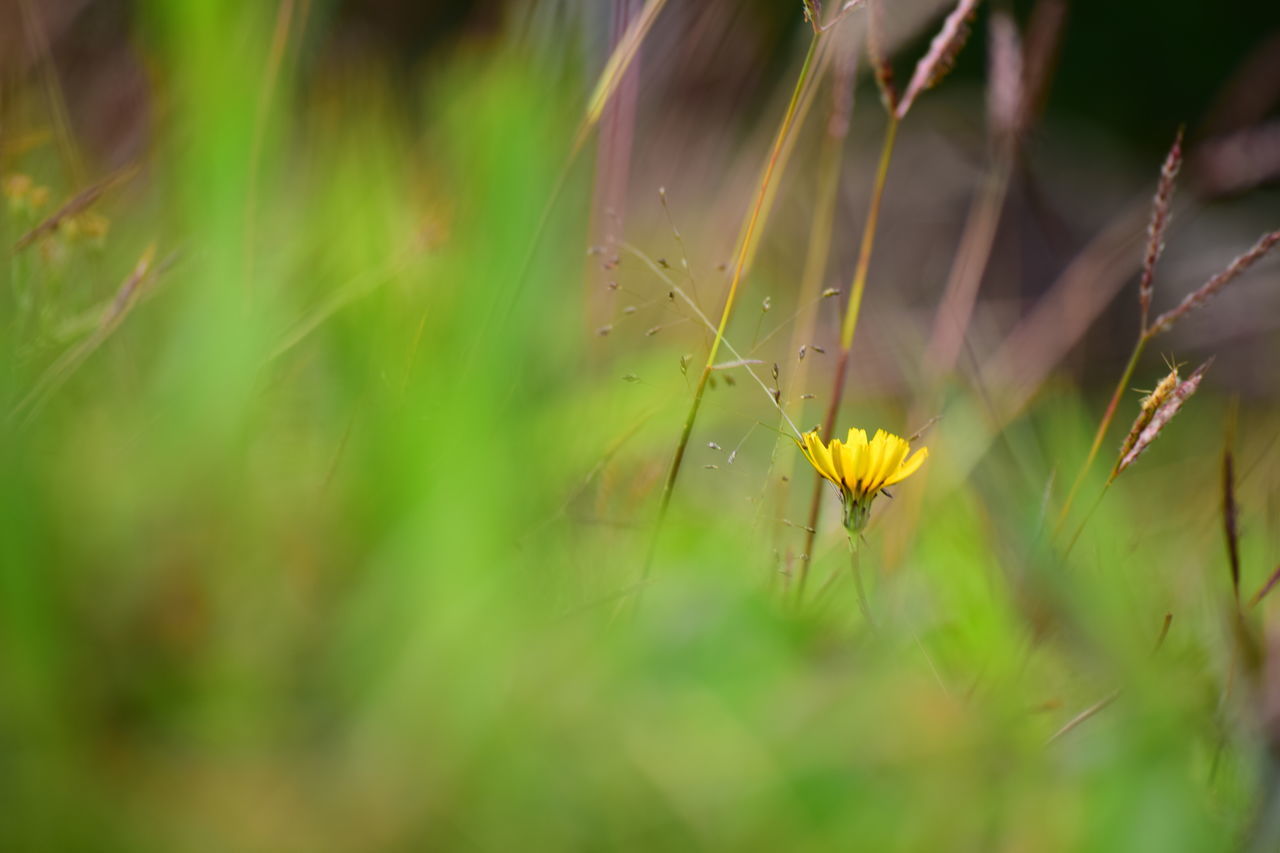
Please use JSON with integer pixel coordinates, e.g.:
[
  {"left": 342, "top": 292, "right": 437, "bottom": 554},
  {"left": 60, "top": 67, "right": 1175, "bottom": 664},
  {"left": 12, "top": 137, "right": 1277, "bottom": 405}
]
[
  {"left": 1061, "top": 480, "right": 1110, "bottom": 559},
  {"left": 473, "top": 0, "right": 668, "bottom": 358},
  {"left": 772, "top": 43, "right": 857, "bottom": 583},
  {"left": 848, "top": 532, "right": 875, "bottom": 628},
  {"left": 840, "top": 115, "right": 898, "bottom": 350},
  {"left": 244, "top": 0, "right": 306, "bottom": 303},
  {"left": 644, "top": 34, "right": 822, "bottom": 581},
  {"left": 924, "top": 152, "right": 1013, "bottom": 374},
  {"left": 1056, "top": 335, "right": 1147, "bottom": 530},
  {"left": 574, "top": 0, "right": 671, "bottom": 154},
  {"left": 796, "top": 113, "right": 899, "bottom": 600},
  {"left": 741, "top": 36, "right": 836, "bottom": 279}
]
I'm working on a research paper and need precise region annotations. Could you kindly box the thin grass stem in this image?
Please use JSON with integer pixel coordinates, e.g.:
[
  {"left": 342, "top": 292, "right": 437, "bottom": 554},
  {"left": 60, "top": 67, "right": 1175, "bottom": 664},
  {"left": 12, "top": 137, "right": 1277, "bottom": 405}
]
[
  {"left": 772, "top": 40, "right": 858, "bottom": 585},
  {"left": 643, "top": 34, "right": 823, "bottom": 587},
  {"left": 796, "top": 113, "right": 899, "bottom": 600},
  {"left": 1056, "top": 335, "right": 1147, "bottom": 531},
  {"left": 848, "top": 532, "right": 875, "bottom": 628},
  {"left": 1061, "top": 480, "right": 1110, "bottom": 559},
  {"left": 840, "top": 115, "right": 899, "bottom": 351}
]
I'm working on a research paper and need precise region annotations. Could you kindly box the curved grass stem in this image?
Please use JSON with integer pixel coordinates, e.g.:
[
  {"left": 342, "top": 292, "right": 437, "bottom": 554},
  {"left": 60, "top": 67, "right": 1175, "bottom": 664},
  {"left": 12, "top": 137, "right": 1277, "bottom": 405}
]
[
  {"left": 1056, "top": 334, "right": 1148, "bottom": 533},
  {"left": 643, "top": 33, "right": 822, "bottom": 588}
]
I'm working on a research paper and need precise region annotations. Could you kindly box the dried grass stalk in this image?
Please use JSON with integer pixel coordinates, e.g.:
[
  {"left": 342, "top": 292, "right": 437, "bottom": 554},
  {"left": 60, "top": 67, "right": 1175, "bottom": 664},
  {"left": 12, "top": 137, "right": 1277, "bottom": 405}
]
[
  {"left": 11, "top": 245, "right": 159, "bottom": 424},
  {"left": 1138, "top": 128, "right": 1183, "bottom": 330},
  {"left": 986, "top": 11, "right": 1024, "bottom": 141},
  {"left": 1195, "top": 119, "right": 1280, "bottom": 196},
  {"left": 580, "top": 0, "right": 669, "bottom": 139},
  {"left": 1019, "top": 0, "right": 1067, "bottom": 131},
  {"left": 1250, "top": 563, "right": 1280, "bottom": 609},
  {"left": 896, "top": 0, "right": 981, "bottom": 120},
  {"left": 13, "top": 165, "right": 137, "bottom": 252},
  {"left": 1222, "top": 405, "right": 1241, "bottom": 602},
  {"left": 1114, "top": 359, "right": 1211, "bottom": 475},
  {"left": 866, "top": 0, "right": 899, "bottom": 112},
  {"left": 1149, "top": 230, "right": 1280, "bottom": 334}
]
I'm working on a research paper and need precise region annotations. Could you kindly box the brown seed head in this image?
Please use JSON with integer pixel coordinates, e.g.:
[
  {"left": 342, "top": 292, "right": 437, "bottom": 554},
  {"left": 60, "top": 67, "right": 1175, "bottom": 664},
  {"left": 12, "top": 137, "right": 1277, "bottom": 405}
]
[
  {"left": 1149, "top": 230, "right": 1280, "bottom": 335},
  {"left": 866, "top": 0, "right": 900, "bottom": 113},
  {"left": 1115, "top": 359, "right": 1211, "bottom": 476},
  {"left": 1117, "top": 364, "right": 1179, "bottom": 465},
  {"left": 1139, "top": 128, "right": 1184, "bottom": 329},
  {"left": 896, "top": 0, "right": 981, "bottom": 120}
]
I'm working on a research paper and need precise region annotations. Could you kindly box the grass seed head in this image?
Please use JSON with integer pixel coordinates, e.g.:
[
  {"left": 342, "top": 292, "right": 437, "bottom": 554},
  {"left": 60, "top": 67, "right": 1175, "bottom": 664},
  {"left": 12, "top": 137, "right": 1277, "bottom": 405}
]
[
  {"left": 1139, "top": 128, "right": 1184, "bottom": 328},
  {"left": 1117, "top": 362, "right": 1180, "bottom": 466},
  {"left": 896, "top": 0, "right": 981, "bottom": 120},
  {"left": 1115, "top": 359, "right": 1211, "bottom": 476},
  {"left": 1149, "top": 230, "right": 1280, "bottom": 335},
  {"left": 866, "top": 0, "right": 900, "bottom": 113}
]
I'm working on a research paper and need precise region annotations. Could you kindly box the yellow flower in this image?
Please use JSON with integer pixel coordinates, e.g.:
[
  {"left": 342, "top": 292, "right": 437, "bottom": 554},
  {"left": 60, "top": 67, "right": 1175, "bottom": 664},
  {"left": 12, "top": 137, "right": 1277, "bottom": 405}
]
[{"left": 797, "top": 427, "right": 928, "bottom": 532}]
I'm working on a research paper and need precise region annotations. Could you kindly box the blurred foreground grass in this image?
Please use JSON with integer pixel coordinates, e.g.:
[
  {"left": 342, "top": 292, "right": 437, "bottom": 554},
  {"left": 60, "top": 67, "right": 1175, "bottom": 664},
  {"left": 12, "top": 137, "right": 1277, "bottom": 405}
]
[{"left": 2, "top": 3, "right": 1279, "bottom": 851}]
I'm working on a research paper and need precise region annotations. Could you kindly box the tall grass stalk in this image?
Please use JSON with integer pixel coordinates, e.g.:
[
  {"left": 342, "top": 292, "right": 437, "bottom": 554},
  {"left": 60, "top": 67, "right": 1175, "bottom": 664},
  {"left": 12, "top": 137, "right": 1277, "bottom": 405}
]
[
  {"left": 644, "top": 32, "right": 823, "bottom": 583},
  {"left": 1055, "top": 130, "right": 1183, "bottom": 530},
  {"left": 1063, "top": 358, "right": 1209, "bottom": 556},
  {"left": 890, "top": 10, "right": 1026, "bottom": 563},
  {"left": 1058, "top": 226, "right": 1278, "bottom": 531},
  {"left": 795, "top": 0, "right": 980, "bottom": 601},
  {"left": 478, "top": 0, "right": 669, "bottom": 348},
  {"left": 741, "top": 37, "right": 837, "bottom": 277},
  {"left": 772, "top": 41, "right": 858, "bottom": 572},
  {"left": 1055, "top": 336, "right": 1146, "bottom": 529},
  {"left": 796, "top": 112, "right": 898, "bottom": 600},
  {"left": 243, "top": 0, "right": 307, "bottom": 302},
  {"left": 574, "top": 0, "right": 670, "bottom": 154}
]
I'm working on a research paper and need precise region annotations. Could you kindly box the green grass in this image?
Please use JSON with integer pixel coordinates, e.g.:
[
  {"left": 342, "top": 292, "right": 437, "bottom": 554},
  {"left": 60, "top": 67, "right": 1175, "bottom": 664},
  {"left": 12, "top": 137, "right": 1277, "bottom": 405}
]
[{"left": 2, "top": 4, "right": 1278, "bottom": 851}]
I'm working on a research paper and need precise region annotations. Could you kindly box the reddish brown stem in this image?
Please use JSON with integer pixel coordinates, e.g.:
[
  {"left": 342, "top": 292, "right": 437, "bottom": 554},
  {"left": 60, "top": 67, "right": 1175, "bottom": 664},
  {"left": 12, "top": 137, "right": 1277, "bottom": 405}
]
[{"left": 796, "top": 347, "right": 851, "bottom": 599}]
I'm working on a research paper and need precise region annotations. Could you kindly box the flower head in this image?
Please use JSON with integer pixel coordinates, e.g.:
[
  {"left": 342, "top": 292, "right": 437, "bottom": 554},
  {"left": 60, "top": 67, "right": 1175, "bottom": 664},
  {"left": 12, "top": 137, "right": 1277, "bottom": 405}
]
[{"left": 797, "top": 427, "right": 928, "bottom": 533}]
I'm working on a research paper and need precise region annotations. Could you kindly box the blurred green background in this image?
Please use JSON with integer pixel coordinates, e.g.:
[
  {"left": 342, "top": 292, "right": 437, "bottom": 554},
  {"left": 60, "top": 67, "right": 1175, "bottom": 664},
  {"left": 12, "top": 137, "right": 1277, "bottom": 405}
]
[{"left": 2, "top": 1, "right": 1279, "bottom": 850}]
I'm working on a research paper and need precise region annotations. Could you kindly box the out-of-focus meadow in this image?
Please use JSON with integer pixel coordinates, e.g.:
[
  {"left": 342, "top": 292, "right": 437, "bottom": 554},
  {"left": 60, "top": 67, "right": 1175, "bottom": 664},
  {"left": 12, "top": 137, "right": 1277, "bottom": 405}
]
[{"left": 2, "top": 0, "right": 1280, "bottom": 849}]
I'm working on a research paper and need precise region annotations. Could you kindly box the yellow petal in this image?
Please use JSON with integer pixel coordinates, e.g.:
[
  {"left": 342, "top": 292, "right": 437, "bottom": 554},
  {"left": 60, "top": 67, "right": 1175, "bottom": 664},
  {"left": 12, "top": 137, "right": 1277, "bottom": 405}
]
[
  {"left": 846, "top": 431, "right": 868, "bottom": 487},
  {"left": 884, "top": 446, "right": 928, "bottom": 487},
  {"left": 876, "top": 436, "right": 909, "bottom": 491},
  {"left": 805, "top": 432, "right": 837, "bottom": 483},
  {"left": 829, "top": 438, "right": 848, "bottom": 486},
  {"left": 834, "top": 438, "right": 855, "bottom": 484},
  {"left": 863, "top": 444, "right": 884, "bottom": 492}
]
